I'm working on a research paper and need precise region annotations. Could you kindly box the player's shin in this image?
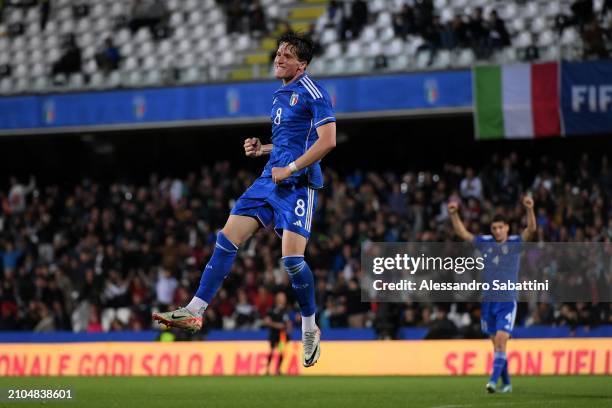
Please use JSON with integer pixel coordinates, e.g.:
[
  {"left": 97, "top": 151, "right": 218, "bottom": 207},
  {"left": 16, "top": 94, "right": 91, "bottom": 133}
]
[
  {"left": 501, "top": 360, "right": 510, "bottom": 385},
  {"left": 282, "top": 255, "right": 317, "bottom": 331},
  {"left": 188, "top": 231, "right": 239, "bottom": 315},
  {"left": 489, "top": 351, "right": 507, "bottom": 385}
]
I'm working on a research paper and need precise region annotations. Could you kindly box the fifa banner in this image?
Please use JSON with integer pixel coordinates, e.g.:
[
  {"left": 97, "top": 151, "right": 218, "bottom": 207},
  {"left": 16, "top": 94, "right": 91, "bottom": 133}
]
[
  {"left": 473, "top": 60, "right": 612, "bottom": 139},
  {"left": 0, "top": 71, "right": 471, "bottom": 134},
  {"left": 560, "top": 60, "right": 612, "bottom": 135},
  {"left": 0, "top": 339, "right": 610, "bottom": 376}
]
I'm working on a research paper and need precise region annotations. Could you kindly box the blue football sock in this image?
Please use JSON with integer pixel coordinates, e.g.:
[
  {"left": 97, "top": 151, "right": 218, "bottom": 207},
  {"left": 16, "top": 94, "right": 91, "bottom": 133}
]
[
  {"left": 501, "top": 360, "right": 510, "bottom": 385},
  {"left": 490, "top": 352, "right": 507, "bottom": 385},
  {"left": 195, "top": 232, "right": 238, "bottom": 303},
  {"left": 283, "top": 256, "right": 316, "bottom": 317}
]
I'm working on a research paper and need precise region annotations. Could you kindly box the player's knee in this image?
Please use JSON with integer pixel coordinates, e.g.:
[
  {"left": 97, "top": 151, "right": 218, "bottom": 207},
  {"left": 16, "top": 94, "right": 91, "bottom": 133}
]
[
  {"left": 220, "top": 226, "right": 248, "bottom": 246},
  {"left": 282, "top": 255, "right": 306, "bottom": 275},
  {"left": 217, "top": 229, "right": 240, "bottom": 249},
  {"left": 494, "top": 333, "right": 508, "bottom": 351}
]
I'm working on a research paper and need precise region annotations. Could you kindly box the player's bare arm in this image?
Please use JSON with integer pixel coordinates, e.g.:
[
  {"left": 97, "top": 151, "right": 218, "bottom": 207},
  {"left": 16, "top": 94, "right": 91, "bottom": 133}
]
[
  {"left": 448, "top": 201, "right": 475, "bottom": 242},
  {"left": 244, "top": 138, "right": 272, "bottom": 157},
  {"left": 521, "top": 196, "right": 537, "bottom": 241},
  {"left": 271, "top": 122, "right": 336, "bottom": 184}
]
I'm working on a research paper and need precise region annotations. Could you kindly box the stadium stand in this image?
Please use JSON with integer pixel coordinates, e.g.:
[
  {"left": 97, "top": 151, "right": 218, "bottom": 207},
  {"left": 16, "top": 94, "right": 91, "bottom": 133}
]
[
  {"left": 0, "top": 0, "right": 610, "bottom": 94},
  {"left": 0, "top": 151, "right": 610, "bottom": 338}
]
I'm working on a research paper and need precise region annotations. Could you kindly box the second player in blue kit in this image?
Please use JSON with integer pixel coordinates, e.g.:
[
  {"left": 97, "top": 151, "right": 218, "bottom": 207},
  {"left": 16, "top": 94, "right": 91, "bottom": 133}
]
[
  {"left": 153, "top": 32, "right": 336, "bottom": 368},
  {"left": 449, "top": 196, "right": 536, "bottom": 394}
]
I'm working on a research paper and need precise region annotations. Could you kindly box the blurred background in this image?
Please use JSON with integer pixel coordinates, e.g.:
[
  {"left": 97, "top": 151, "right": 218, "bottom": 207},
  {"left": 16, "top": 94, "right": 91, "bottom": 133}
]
[{"left": 0, "top": 0, "right": 610, "bottom": 375}]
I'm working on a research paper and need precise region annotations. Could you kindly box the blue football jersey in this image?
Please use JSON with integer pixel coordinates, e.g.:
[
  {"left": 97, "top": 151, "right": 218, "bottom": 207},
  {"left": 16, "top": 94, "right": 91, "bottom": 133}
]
[
  {"left": 474, "top": 234, "right": 522, "bottom": 301},
  {"left": 262, "top": 73, "right": 336, "bottom": 189}
]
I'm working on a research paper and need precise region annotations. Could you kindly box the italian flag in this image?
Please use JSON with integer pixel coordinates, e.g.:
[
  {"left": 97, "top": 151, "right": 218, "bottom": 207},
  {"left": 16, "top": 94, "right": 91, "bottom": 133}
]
[{"left": 473, "top": 62, "right": 561, "bottom": 140}]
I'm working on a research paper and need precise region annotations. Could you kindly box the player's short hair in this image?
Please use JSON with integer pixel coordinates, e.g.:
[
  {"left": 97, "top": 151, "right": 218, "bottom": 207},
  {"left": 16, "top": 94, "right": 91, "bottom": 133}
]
[
  {"left": 491, "top": 214, "right": 508, "bottom": 225},
  {"left": 277, "top": 31, "right": 315, "bottom": 65}
]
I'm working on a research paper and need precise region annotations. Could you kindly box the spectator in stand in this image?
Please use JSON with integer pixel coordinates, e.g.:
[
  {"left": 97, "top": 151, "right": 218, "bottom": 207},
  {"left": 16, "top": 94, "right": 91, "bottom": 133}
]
[
  {"left": 425, "top": 306, "right": 458, "bottom": 339},
  {"left": 373, "top": 54, "right": 388, "bottom": 71},
  {"left": 128, "top": 0, "right": 168, "bottom": 34},
  {"left": 416, "top": 15, "right": 443, "bottom": 66},
  {"left": 86, "top": 305, "right": 103, "bottom": 332},
  {"left": 155, "top": 268, "right": 178, "bottom": 311},
  {"left": 248, "top": 0, "right": 266, "bottom": 34},
  {"left": 460, "top": 168, "right": 483, "bottom": 201},
  {"left": 226, "top": 0, "right": 243, "bottom": 34},
  {"left": 233, "top": 289, "right": 256, "bottom": 329},
  {"left": 524, "top": 44, "right": 540, "bottom": 61},
  {"left": 374, "top": 303, "right": 402, "bottom": 339},
  {"left": 453, "top": 15, "right": 469, "bottom": 47},
  {"left": 51, "top": 34, "right": 82, "bottom": 81},
  {"left": 324, "top": 0, "right": 343, "bottom": 30},
  {"left": 393, "top": 3, "right": 417, "bottom": 40},
  {"left": 33, "top": 303, "right": 55, "bottom": 332},
  {"left": 414, "top": 0, "right": 434, "bottom": 35},
  {"left": 95, "top": 37, "right": 121, "bottom": 73},
  {"left": 39, "top": 0, "right": 50, "bottom": 31},
  {"left": 571, "top": 0, "right": 595, "bottom": 31},
  {"left": 582, "top": 17, "right": 609, "bottom": 59},
  {"left": 603, "top": 0, "right": 612, "bottom": 18},
  {"left": 349, "top": 0, "right": 368, "bottom": 38},
  {"left": 7, "top": 176, "right": 35, "bottom": 214},
  {"left": 466, "top": 7, "right": 488, "bottom": 58},
  {"left": 486, "top": 10, "right": 510, "bottom": 53}
]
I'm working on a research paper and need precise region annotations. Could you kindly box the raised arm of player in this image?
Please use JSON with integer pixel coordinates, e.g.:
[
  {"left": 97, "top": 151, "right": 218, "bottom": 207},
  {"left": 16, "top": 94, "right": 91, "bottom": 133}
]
[
  {"left": 448, "top": 201, "right": 475, "bottom": 242},
  {"left": 521, "top": 196, "right": 537, "bottom": 241},
  {"left": 271, "top": 122, "right": 336, "bottom": 183},
  {"left": 244, "top": 138, "right": 273, "bottom": 157}
]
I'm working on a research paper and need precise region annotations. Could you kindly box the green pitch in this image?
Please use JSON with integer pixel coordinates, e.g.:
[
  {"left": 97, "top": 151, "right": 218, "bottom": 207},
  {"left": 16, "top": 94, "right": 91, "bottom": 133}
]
[{"left": 0, "top": 376, "right": 610, "bottom": 408}]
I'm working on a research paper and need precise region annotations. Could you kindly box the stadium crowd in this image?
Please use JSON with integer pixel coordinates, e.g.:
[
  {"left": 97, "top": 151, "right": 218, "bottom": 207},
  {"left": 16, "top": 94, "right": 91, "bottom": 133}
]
[{"left": 0, "top": 150, "right": 610, "bottom": 338}]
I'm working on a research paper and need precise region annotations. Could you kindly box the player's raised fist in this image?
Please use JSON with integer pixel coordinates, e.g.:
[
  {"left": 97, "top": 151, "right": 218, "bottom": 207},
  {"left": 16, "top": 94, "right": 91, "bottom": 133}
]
[
  {"left": 244, "top": 138, "right": 261, "bottom": 157},
  {"left": 447, "top": 201, "right": 459, "bottom": 214},
  {"left": 522, "top": 196, "right": 534, "bottom": 209}
]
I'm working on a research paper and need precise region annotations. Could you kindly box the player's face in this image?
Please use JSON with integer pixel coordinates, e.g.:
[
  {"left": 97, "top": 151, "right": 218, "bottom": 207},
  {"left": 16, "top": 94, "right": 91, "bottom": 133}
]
[
  {"left": 274, "top": 42, "right": 306, "bottom": 81},
  {"left": 490, "top": 221, "right": 509, "bottom": 242}
]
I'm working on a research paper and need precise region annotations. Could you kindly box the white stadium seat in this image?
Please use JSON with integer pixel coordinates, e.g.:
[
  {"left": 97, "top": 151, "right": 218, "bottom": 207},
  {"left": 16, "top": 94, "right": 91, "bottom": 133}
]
[
  {"left": 327, "top": 58, "right": 346, "bottom": 75},
  {"left": 433, "top": 50, "right": 451, "bottom": 69},
  {"left": 385, "top": 38, "right": 404, "bottom": 56},
  {"left": 325, "top": 42, "right": 342, "bottom": 59},
  {"left": 0, "top": 77, "right": 13, "bottom": 94},
  {"left": 561, "top": 28, "right": 579, "bottom": 45},
  {"left": 538, "top": 30, "right": 555, "bottom": 47},
  {"left": 360, "top": 26, "right": 377, "bottom": 44},
  {"left": 1, "top": 0, "right": 598, "bottom": 93},
  {"left": 376, "top": 12, "right": 392, "bottom": 29},
  {"left": 363, "top": 41, "right": 383, "bottom": 57},
  {"left": 516, "top": 32, "right": 533, "bottom": 48},
  {"left": 345, "top": 41, "right": 362, "bottom": 58},
  {"left": 456, "top": 48, "right": 475, "bottom": 66}
]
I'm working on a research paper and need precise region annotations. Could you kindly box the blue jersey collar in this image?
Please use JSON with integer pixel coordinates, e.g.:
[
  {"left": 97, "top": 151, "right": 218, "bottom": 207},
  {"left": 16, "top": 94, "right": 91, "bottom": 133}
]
[{"left": 276, "top": 72, "right": 308, "bottom": 93}]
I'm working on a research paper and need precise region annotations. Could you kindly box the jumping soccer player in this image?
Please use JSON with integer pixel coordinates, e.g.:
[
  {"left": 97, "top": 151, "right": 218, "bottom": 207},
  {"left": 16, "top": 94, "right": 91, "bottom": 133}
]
[
  {"left": 153, "top": 32, "right": 336, "bottom": 367},
  {"left": 448, "top": 196, "right": 536, "bottom": 393}
]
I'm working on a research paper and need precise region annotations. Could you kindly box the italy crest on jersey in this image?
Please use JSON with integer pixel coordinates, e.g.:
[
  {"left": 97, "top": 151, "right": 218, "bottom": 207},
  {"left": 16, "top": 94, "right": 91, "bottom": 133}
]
[{"left": 290, "top": 92, "right": 299, "bottom": 106}]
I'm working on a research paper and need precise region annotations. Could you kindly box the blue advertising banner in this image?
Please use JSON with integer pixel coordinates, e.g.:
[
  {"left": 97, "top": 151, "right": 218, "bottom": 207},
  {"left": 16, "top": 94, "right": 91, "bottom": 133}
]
[
  {"left": 561, "top": 60, "right": 612, "bottom": 136},
  {"left": 0, "top": 70, "right": 472, "bottom": 133}
]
